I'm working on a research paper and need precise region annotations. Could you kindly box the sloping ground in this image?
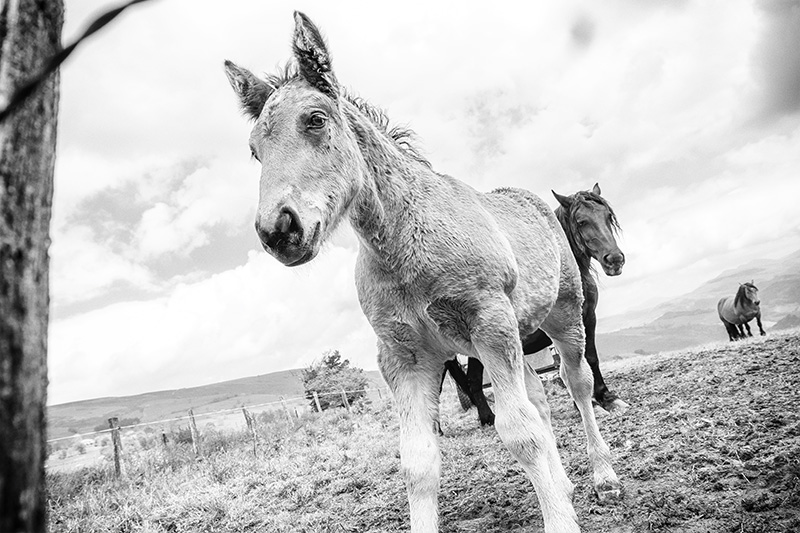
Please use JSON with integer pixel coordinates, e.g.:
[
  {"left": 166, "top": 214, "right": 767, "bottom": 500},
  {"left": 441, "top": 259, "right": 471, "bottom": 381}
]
[{"left": 48, "top": 332, "right": 800, "bottom": 532}]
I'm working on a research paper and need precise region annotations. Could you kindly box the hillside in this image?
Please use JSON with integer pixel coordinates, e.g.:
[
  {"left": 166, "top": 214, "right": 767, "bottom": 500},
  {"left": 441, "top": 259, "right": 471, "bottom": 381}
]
[
  {"left": 597, "top": 248, "right": 800, "bottom": 357},
  {"left": 47, "top": 368, "right": 384, "bottom": 440}
]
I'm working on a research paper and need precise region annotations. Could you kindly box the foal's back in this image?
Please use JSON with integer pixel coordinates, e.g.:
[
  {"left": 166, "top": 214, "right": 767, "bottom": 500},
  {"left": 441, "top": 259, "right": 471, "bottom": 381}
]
[{"left": 480, "top": 187, "right": 582, "bottom": 336}]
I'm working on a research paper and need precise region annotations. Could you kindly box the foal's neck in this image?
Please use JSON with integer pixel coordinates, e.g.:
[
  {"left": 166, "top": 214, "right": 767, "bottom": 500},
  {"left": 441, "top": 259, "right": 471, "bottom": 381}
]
[{"left": 343, "top": 101, "right": 435, "bottom": 259}]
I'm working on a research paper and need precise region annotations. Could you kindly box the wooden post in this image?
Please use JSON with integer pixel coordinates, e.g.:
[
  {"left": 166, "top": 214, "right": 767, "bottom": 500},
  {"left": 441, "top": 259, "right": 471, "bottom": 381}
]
[
  {"left": 377, "top": 387, "right": 383, "bottom": 400},
  {"left": 279, "top": 397, "right": 294, "bottom": 426},
  {"left": 242, "top": 408, "right": 258, "bottom": 457},
  {"left": 341, "top": 388, "right": 351, "bottom": 412},
  {"left": 0, "top": 2, "right": 64, "bottom": 531},
  {"left": 108, "top": 417, "right": 123, "bottom": 478},
  {"left": 312, "top": 391, "right": 322, "bottom": 413},
  {"left": 188, "top": 409, "right": 201, "bottom": 457},
  {"left": 161, "top": 430, "right": 168, "bottom": 448}
]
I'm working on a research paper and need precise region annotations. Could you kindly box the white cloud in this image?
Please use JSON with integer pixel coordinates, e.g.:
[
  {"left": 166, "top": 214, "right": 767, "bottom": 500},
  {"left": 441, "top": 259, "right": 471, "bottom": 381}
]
[
  {"left": 49, "top": 225, "right": 155, "bottom": 306},
  {"left": 133, "top": 158, "right": 257, "bottom": 258},
  {"left": 48, "top": 246, "right": 376, "bottom": 404}
]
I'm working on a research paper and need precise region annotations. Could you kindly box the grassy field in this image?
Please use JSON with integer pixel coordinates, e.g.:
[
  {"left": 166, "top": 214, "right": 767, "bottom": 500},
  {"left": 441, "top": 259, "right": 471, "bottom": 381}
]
[{"left": 47, "top": 331, "right": 800, "bottom": 532}]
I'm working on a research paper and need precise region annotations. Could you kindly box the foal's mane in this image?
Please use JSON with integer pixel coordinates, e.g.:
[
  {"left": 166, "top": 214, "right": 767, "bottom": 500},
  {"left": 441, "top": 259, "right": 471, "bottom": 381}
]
[
  {"left": 263, "top": 62, "right": 431, "bottom": 167},
  {"left": 734, "top": 282, "right": 757, "bottom": 308},
  {"left": 555, "top": 190, "right": 621, "bottom": 280}
]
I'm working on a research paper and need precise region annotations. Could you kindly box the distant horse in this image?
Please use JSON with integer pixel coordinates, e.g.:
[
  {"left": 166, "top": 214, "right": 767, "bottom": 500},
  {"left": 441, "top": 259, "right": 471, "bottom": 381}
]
[
  {"left": 225, "top": 12, "right": 620, "bottom": 532},
  {"left": 446, "top": 184, "right": 628, "bottom": 425},
  {"left": 718, "top": 282, "right": 765, "bottom": 341}
]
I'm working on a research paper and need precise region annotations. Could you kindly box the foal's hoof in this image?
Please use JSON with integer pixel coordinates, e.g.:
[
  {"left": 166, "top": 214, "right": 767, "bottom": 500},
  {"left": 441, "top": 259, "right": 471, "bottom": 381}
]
[
  {"left": 479, "top": 412, "right": 495, "bottom": 426},
  {"left": 596, "top": 392, "right": 629, "bottom": 414},
  {"left": 604, "top": 398, "right": 630, "bottom": 414},
  {"left": 595, "top": 481, "right": 623, "bottom": 503}
]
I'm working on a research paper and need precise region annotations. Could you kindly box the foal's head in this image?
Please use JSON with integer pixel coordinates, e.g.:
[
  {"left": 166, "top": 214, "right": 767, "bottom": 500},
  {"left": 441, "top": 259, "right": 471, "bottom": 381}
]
[
  {"left": 553, "top": 183, "right": 625, "bottom": 276},
  {"left": 224, "top": 12, "right": 363, "bottom": 266}
]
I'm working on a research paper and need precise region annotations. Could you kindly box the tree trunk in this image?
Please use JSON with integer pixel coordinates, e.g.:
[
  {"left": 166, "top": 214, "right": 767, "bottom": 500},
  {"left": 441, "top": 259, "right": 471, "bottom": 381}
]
[{"left": 0, "top": 1, "right": 64, "bottom": 532}]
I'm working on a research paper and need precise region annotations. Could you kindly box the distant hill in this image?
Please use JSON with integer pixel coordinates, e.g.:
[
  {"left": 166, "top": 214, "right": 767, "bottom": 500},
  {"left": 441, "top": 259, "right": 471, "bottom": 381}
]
[
  {"left": 48, "top": 368, "right": 385, "bottom": 440},
  {"left": 597, "top": 248, "right": 800, "bottom": 357}
]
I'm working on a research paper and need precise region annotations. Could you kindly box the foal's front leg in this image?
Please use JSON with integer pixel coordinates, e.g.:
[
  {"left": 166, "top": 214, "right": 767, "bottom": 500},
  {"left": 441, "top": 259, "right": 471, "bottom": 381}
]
[
  {"left": 378, "top": 339, "right": 443, "bottom": 533},
  {"left": 756, "top": 311, "right": 766, "bottom": 336}
]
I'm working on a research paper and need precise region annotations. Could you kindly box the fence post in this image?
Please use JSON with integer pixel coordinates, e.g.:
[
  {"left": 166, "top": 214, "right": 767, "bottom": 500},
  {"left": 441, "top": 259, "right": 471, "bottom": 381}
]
[
  {"left": 312, "top": 391, "right": 322, "bottom": 413},
  {"left": 108, "top": 417, "right": 123, "bottom": 478},
  {"left": 341, "top": 388, "right": 351, "bottom": 412},
  {"left": 242, "top": 408, "right": 258, "bottom": 457},
  {"left": 377, "top": 387, "right": 383, "bottom": 400},
  {"left": 188, "top": 409, "right": 201, "bottom": 457},
  {"left": 280, "top": 397, "right": 294, "bottom": 427}
]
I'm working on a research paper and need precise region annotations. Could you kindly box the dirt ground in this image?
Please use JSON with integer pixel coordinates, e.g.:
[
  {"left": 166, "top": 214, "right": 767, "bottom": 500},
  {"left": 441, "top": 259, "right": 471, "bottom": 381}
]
[{"left": 434, "top": 332, "right": 800, "bottom": 532}]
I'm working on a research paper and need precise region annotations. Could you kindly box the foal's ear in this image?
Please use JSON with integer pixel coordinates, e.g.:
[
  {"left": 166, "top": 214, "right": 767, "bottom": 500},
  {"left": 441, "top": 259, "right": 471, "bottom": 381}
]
[
  {"left": 591, "top": 183, "right": 602, "bottom": 196},
  {"left": 552, "top": 190, "right": 572, "bottom": 209},
  {"left": 292, "top": 11, "right": 338, "bottom": 97},
  {"left": 224, "top": 60, "right": 273, "bottom": 121}
]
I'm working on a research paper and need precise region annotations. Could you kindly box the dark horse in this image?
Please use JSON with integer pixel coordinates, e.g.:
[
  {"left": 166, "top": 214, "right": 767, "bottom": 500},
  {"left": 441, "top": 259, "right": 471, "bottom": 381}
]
[
  {"left": 444, "top": 184, "right": 628, "bottom": 424},
  {"left": 718, "top": 281, "right": 765, "bottom": 341}
]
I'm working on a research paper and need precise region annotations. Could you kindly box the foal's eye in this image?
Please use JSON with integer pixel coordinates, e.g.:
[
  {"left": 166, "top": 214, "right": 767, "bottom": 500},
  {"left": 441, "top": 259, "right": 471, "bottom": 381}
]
[
  {"left": 250, "top": 148, "right": 259, "bottom": 162},
  {"left": 307, "top": 112, "right": 327, "bottom": 130}
]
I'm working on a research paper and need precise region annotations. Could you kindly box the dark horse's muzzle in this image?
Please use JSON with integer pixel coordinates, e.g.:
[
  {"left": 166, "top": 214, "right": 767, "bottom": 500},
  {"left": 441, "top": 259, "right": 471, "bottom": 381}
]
[{"left": 601, "top": 251, "right": 625, "bottom": 276}]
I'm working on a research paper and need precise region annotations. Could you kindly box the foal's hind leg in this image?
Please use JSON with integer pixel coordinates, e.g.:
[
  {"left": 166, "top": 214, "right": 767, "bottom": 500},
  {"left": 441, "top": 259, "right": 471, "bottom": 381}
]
[
  {"left": 523, "top": 360, "right": 574, "bottom": 499},
  {"left": 543, "top": 311, "right": 621, "bottom": 503},
  {"left": 473, "top": 297, "right": 579, "bottom": 532},
  {"left": 743, "top": 322, "right": 753, "bottom": 337}
]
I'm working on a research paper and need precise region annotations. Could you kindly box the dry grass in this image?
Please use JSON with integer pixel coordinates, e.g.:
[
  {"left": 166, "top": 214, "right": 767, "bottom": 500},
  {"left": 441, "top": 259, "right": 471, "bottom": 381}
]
[{"left": 48, "top": 331, "right": 800, "bottom": 532}]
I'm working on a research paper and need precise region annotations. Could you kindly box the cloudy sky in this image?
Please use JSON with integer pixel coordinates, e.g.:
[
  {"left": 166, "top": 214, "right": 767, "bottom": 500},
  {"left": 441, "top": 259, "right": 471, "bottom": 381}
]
[{"left": 49, "top": 0, "right": 800, "bottom": 405}]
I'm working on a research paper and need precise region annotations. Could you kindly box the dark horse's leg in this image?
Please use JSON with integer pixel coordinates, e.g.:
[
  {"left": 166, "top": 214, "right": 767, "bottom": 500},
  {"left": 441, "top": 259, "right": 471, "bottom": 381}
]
[
  {"left": 576, "top": 280, "right": 627, "bottom": 412},
  {"left": 444, "top": 358, "right": 494, "bottom": 426},
  {"left": 756, "top": 311, "right": 766, "bottom": 336},
  {"left": 743, "top": 322, "right": 753, "bottom": 337},
  {"left": 582, "top": 296, "right": 627, "bottom": 412},
  {"left": 466, "top": 358, "right": 494, "bottom": 426},
  {"left": 723, "top": 320, "right": 740, "bottom": 341}
]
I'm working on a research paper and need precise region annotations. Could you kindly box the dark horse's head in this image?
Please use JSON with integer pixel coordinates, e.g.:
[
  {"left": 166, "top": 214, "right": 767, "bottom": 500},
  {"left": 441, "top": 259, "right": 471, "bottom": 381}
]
[
  {"left": 735, "top": 281, "right": 760, "bottom": 309},
  {"left": 553, "top": 183, "right": 624, "bottom": 276},
  {"left": 223, "top": 13, "right": 365, "bottom": 267}
]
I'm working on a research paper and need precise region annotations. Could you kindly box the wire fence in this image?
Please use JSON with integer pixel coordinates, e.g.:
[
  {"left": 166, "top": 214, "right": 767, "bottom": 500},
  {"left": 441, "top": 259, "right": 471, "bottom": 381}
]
[
  {"left": 44, "top": 384, "right": 398, "bottom": 474},
  {"left": 47, "top": 385, "right": 390, "bottom": 444}
]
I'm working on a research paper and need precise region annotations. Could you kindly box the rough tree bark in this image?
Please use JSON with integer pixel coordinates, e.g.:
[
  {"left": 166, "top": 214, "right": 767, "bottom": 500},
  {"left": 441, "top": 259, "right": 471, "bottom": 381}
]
[{"left": 0, "top": 1, "right": 64, "bottom": 532}]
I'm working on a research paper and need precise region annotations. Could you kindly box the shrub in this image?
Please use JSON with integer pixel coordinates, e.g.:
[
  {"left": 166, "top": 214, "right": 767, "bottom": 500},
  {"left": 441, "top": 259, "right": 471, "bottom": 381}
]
[{"left": 301, "top": 350, "right": 369, "bottom": 412}]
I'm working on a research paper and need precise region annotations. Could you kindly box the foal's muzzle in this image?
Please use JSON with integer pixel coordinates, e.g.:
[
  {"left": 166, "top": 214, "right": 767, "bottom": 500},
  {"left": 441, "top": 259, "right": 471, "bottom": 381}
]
[{"left": 255, "top": 206, "right": 318, "bottom": 266}]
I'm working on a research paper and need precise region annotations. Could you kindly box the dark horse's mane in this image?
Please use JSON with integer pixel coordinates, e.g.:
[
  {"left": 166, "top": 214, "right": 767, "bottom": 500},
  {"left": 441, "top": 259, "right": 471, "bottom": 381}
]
[
  {"left": 734, "top": 282, "right": 757, "bottom": 308},
  {"left": 261, "top": 62, "right": 431, "bottom": 168},
  {"left": 555, "top": 190, "right": 621, "bottom": 281}
]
